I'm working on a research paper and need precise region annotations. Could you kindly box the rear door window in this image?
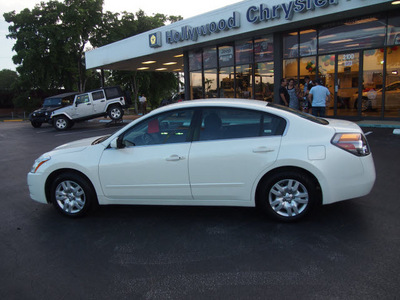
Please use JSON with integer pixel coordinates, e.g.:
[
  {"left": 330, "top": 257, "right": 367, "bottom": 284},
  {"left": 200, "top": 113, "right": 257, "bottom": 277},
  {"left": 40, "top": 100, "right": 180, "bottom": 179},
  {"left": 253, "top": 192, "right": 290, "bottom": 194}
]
[{"left": 198, "top": 107, "right": 286, "bottom": 141}]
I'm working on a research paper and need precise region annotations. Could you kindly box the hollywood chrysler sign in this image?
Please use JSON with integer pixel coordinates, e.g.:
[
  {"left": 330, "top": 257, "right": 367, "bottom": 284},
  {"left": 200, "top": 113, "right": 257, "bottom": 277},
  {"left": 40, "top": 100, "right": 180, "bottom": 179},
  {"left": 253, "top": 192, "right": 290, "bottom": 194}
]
[{"left": 149, "top": 0, "right": 339, "bottom": 47}]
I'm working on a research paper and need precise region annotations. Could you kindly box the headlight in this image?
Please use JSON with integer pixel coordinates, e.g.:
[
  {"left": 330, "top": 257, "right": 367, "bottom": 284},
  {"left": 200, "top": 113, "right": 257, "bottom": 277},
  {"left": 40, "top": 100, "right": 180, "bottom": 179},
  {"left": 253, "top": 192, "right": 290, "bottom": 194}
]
[{"left": 30, "top": 155, "right": 51, "bottom": 173}]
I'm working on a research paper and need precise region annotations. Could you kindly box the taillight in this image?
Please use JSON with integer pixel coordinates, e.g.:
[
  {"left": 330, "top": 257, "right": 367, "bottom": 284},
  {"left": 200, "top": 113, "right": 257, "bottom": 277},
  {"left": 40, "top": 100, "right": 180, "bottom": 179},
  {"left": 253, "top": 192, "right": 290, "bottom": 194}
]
[{"left": 331, "top": 133, "right": 371, "bottom": 156}]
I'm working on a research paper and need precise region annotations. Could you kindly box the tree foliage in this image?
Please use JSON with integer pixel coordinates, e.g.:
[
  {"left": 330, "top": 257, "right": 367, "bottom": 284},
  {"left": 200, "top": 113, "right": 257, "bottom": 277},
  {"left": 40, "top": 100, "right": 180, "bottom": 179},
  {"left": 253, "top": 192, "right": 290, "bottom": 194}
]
[
  {"left": 91, "top": 10, "right": 183, "bottom": 110},
  {"left": 4, "top": 1, "right": 183, "bottom": 110},
  {"left": 4, "top": 0, "right": 103, "bottom": 92}
]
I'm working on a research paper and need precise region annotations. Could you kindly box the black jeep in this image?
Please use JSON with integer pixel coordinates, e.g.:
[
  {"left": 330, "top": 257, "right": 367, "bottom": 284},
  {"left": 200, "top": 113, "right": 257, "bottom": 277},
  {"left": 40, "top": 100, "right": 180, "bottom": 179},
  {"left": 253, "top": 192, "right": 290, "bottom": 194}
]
[{"left": 29, "top": 92, "right": 78, "bottom": 128}]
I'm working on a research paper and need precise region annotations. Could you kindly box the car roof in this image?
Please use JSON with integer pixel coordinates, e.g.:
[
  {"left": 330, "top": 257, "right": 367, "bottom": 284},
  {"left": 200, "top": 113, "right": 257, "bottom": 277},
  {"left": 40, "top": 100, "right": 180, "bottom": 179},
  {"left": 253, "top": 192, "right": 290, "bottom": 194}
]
[{"left": 156, "top": 98, "right": 270, "bottom": 112}]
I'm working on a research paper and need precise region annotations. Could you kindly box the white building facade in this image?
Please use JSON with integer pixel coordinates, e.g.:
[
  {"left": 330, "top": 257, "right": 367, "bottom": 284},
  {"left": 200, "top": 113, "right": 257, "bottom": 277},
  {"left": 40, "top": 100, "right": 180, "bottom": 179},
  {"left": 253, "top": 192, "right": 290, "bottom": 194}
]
[{"left": 86, "top": 0, "right": 400, "bottom": 120}]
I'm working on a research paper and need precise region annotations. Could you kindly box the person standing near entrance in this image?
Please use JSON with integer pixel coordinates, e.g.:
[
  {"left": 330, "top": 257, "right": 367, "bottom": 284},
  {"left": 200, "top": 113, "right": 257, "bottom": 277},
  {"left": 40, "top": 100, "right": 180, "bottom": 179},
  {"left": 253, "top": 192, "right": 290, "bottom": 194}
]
[
  {"left": 139, "top": 94, "right": 147, "bottom": 115},
  {"left": 279, "top": 78, "right": 289, "bottom": 106},
  {"left": 287, "top": 78, "right": 301, "bottom": 110},
  {"left": 309, "top": 79, "right": 330, "bottom": 117}
]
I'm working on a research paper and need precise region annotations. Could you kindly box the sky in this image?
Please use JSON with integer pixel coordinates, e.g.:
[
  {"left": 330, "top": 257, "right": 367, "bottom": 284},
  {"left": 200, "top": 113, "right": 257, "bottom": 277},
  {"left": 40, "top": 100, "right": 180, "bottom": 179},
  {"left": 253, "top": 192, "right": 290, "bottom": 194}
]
[{"left": 0, "top": 0, "right": 240, "bottom": 71}]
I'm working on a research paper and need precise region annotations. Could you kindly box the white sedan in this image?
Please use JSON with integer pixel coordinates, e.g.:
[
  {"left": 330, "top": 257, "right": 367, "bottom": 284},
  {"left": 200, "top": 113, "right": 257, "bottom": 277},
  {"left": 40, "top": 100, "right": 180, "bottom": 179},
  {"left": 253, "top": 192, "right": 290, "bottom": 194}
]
[{"left": 27, "top": 99, "right": 376, "bottom": 221}]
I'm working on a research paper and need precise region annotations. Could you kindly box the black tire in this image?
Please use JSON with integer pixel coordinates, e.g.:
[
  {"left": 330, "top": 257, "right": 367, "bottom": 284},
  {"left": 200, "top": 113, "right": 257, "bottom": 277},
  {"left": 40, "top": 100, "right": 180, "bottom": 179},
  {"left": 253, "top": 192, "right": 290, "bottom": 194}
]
[
  {"left": 108, "top": 105, "right": 123, "bottom": 120},
  {"left": 50, "top": 172, "right": 96, "bottom": 218},
  {"left": 31, "top": 121, "right": 42, "bottom": 128},
  {"left": 54, "top": 116, "right": 70, "bottom": 131},
  {"left": 258, "top": 170, "right": 318, "bottom": 222}
]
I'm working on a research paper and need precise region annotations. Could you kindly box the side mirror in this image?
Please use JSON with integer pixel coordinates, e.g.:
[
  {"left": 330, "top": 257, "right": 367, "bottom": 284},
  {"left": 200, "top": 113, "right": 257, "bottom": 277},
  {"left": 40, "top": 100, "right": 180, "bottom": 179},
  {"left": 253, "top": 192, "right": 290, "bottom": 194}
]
[{"left": 110, "top": 137, "right": 125, "bottom": 149}]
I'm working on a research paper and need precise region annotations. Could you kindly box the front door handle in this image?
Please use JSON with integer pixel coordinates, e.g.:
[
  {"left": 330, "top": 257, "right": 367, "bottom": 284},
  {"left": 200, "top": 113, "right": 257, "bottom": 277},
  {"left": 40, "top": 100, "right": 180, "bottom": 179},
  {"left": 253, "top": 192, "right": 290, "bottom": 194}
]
[{"left": 166, "top": 155, "right": 185, "bottom": 161}]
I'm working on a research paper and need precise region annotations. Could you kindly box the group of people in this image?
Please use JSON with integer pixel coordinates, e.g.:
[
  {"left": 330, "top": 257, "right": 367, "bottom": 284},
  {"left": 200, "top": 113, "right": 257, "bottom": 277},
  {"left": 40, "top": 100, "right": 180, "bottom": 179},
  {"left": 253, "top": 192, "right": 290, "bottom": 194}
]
[{"left": 279, "top": 76, "right": 330, "bottom": 117}]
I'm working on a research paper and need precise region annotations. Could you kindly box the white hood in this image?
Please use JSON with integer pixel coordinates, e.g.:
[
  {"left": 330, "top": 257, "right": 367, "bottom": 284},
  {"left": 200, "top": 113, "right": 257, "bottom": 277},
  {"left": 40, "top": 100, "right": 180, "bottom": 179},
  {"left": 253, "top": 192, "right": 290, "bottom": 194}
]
[{"left": 54, "top": 136, "right": 105, "bottom": 150}]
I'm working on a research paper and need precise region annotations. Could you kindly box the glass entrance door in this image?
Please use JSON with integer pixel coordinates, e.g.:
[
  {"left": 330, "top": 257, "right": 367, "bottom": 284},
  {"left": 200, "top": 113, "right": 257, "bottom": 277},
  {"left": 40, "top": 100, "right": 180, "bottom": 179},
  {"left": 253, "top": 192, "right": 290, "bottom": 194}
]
[
  {"left": 318, "top": 50, "right": 387, "bottom": 118},
  {"left": 336, "top": 52, "right": 360, "bottom": 117},
  {"left": 318, "top": 54, "right": 336, "bottom": 117}
]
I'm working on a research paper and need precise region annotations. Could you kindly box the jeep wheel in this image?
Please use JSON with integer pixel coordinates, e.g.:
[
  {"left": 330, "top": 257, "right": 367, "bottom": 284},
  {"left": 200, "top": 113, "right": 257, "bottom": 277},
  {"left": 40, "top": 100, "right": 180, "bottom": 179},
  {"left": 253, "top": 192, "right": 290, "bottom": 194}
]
[
  {"left": 108, "top": 105, "right": 123, "bottom": 120},
  {"left": 54, "top": 116, "right": 70, "bottom": 131},
  {"left": 31, "top": 121, "right": 42, "bottom": 128}
]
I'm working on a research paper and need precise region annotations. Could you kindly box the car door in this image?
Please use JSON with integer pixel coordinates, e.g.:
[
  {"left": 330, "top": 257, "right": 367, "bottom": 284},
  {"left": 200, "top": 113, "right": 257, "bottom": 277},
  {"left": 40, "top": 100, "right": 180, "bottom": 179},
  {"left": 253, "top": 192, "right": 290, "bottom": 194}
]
[
  {"left": 98, "top": 109, "right": 195, "bottom": 201},
  {"left": 188, "top": 107, "right": 285, "bottom": 203},
  {"left": 72, "top": 93, "right": 94, "bottom": 119},
  {"left": 91, "top": 90, "right": 107, "bottom": 114}
]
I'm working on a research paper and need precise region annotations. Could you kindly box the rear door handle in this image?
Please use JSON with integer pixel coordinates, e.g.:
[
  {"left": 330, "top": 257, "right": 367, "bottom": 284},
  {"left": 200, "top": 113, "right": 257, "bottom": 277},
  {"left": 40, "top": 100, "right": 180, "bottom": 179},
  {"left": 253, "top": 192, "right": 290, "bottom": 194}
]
[
  {"left": 166, "top": 155, "right": 185, "bottom": 161},
  {"left": 253, "top": 147, "right": 274, "bottom": 153}
]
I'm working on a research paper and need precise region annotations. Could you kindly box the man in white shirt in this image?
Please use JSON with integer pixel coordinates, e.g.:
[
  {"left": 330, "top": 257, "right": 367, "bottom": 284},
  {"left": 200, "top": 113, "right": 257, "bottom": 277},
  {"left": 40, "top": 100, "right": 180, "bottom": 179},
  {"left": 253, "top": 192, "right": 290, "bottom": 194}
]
[
  {"left": 309, "top": 79, "right": 330, "bottom": 117},
  {"left": 139, "top": 94, "right": 147, "bottom": 115}
]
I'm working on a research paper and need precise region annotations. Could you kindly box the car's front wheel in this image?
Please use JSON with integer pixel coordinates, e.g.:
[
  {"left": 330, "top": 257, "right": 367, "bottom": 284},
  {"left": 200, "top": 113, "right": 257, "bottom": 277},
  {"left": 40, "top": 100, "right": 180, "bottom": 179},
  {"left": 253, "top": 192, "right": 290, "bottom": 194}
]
[
  {"left": 50, "top": 172, "right": 96, "bottom": 217},
  {"left": 258, "top": 170, "right": 318, "bottom": 222},
  {"left": 31, "top": 121, "right": 42, "bottom": 128},
  {"left": 54, "top": 116, "right": 71, "bottom": 131},
  {"left": 108, "top": 105, "right": 123, "bottom": 120}
]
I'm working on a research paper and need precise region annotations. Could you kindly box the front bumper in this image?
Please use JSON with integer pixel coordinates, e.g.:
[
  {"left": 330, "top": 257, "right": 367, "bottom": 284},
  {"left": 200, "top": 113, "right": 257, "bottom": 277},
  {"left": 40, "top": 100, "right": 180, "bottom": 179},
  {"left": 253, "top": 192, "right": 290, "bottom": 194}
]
[{"left": 27, "top": 172, "right": 48, "bottom": 204}]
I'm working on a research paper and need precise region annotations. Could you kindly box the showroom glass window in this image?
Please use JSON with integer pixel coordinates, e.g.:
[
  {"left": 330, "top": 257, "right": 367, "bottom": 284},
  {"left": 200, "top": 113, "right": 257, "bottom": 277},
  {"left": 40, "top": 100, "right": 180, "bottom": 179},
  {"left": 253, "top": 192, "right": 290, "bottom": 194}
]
[
  {"left": 203, "top": 47, "right": 218, "bottom": 98},
  {"left": 189, "top": 51, "right": 203, "bottom": 99},
  {"left": 318, "top": 17, "right": 386, "bottom": 54},
  {"left": 219, "top": 45, "right": 235, "bottom": 98},
  {"left": 284, "top": 29, "right": 317, "bottom": 89},
  {"left": 386, "top": 15, "right": 400, "bottom": 117},
  {"left": 255, "top": 36, "right": 274, "bottom": 101},
  {"left": 235, "top": 39, "right": 253, "bottom": 99},
  {"left": 122, "top": 109, "right": 194, "bottom": 147},
  {"left": 199, "top": 107, "right": 286, "bottom": 141}
]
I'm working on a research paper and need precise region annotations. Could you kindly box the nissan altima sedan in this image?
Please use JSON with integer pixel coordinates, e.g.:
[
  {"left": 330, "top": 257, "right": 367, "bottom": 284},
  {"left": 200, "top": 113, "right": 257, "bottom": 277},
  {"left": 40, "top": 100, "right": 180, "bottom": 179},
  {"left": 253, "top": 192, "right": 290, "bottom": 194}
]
[{"left": 27, "top": 99, "right": 376, "bottom": 221}]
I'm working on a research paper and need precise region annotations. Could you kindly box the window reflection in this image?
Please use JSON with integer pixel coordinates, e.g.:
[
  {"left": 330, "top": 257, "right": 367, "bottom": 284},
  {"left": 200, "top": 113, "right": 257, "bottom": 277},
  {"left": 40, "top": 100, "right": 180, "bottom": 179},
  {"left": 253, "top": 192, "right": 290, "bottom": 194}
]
[
  {"left": 190, "top": 71, "right": 203, "bottom": 99},
  {"left": 204, "top": 69, "right": 217, "bottom": 98},
  {"left": 219, "top": 67, "right": 234, "bottom": 98},
  {"left": 255, "top": 36, "right": 273, "bottom": 62},
  {"left": 385, "top": 47, "right": 400, "bottom": 117},
  {"left": 387, "top": 15, "right": 400, "bottom": 46},
  {"left": 235, "top": 39, "right": 253, "bottom": 65},
  {"left": 236, "top": 64, "right": 252, "bottom": 99},
  {"left": 319, "top": 17, "right": 386, "bottom": 54},
  {"left": 255, "top": 62, "right": 274, "bottom": 102}
]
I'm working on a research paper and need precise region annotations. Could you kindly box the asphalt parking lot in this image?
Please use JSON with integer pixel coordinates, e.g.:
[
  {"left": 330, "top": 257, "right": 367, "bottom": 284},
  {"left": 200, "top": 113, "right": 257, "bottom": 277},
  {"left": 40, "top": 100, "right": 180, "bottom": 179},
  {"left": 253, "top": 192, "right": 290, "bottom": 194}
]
[{"left": 1, "top": 119, "right": 399, "bottom": 299}]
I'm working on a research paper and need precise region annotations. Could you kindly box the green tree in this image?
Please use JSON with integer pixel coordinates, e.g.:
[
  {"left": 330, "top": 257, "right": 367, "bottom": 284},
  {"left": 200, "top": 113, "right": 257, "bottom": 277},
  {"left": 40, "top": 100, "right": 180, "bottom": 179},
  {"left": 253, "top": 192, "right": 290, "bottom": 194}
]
[
  {"left": 0, "top": 69, "right": 19, "bottom": 107},
  {"left": 0, "top": 69, "right": 18, "bottom": 90},
  {"left": 91, "top": 10, "right": 183, "bottom": 111},
  {"left": 4, "top": 0, "right": 103, "bottom": 92}
]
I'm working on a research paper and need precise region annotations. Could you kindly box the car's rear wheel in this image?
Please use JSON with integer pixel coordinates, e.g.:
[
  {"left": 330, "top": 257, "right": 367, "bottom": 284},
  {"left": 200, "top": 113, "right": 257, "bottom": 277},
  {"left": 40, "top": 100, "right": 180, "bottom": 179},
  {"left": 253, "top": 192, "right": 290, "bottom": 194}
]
[
  {"left": 108, "top": 105, "right": 123, "bottom": 120},
  {"left": 54, "top": 116, "right": 70, "bottom": 131},
  {"left": 50, "top": 172, "right": 95, "bottom": 217},
  {"left": 258, "top": 170, "right": 318, "bottom": 222},
  {"left": 31, "top": 121, "right": 42, "bottom": 128}
]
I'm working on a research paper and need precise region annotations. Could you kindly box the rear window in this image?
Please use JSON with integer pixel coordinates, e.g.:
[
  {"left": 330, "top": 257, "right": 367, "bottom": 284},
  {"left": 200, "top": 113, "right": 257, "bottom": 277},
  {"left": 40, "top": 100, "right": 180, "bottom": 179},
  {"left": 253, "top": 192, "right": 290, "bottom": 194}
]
[
  {"left": 104, "top": 87, "right": 122, "bottom": 99},
  {"left": 268, "top": 103, "right": 329, "bottom": 125}
]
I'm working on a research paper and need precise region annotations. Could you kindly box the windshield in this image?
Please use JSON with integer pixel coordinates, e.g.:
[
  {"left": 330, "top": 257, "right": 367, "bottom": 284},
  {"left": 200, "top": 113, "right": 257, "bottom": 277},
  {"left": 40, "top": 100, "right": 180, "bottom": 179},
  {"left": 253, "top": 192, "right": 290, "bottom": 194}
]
[
  {"left": 43, "top": 98, "right": 62, "bottom": 107},
  {"left": 268, "top": 103, "right": 329, "bottom": 125}
]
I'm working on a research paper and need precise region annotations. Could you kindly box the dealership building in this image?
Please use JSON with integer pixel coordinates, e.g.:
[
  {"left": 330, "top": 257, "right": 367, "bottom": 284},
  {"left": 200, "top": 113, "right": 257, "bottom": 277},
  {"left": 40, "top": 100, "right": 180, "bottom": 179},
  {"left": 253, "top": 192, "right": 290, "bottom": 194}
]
[{"left": 85, "top": 0, "right": 400, "bottom": 120}]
